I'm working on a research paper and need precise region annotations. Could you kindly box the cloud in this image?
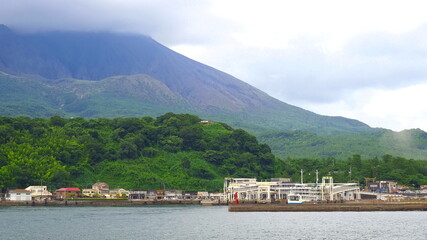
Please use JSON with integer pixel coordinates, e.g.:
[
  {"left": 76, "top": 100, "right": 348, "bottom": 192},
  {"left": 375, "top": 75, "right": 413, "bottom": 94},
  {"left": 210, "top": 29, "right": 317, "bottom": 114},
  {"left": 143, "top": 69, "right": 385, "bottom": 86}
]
[
  {"left": 0, "top": 0, "right": 235, "bottom": 45},
  {"left": 301, "top": 83, "right": 427, "bottom": 131},
  {"left": 196, "top": 25, "right": 427, "bottom": 106}
]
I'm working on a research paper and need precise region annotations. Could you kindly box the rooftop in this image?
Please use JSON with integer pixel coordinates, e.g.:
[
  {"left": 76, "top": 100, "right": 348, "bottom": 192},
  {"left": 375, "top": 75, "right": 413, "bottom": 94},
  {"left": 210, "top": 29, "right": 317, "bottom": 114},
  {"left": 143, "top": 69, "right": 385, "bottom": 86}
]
[{"left": 56, "top": 187, "right": 80, "bottom": 192}]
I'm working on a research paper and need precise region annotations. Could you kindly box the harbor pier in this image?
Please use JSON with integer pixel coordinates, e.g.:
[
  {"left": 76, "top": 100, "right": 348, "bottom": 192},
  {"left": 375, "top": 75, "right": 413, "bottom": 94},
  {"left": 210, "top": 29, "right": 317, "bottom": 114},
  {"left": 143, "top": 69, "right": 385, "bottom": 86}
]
[{"left": 228, "top": 201, "right": 427, "bottom": 212}]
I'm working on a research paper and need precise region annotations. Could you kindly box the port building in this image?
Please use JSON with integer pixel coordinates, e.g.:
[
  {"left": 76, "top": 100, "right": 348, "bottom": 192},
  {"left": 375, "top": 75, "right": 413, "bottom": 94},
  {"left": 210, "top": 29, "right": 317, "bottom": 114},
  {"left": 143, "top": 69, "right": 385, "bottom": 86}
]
[{"left": 224, "top": 177, "right": 361, "bottom": 203}]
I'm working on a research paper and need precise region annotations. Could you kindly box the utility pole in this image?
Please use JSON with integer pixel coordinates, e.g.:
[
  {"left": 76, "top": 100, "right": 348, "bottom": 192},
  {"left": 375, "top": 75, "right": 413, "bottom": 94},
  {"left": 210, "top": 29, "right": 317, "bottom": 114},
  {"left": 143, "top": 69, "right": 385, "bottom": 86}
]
[
  {"left": 300, "top": 169, "right": 304, "bottom": 184},
  {"left": 316, "top": 170, "right": 319, "bottom": 186}
]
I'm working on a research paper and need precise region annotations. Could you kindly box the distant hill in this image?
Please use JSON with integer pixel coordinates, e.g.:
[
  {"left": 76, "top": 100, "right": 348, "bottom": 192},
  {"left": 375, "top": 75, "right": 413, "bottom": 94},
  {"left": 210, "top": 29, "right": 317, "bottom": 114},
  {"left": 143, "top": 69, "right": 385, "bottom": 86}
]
[
  {"left": 1, "top": 24, "right": 427, "bottom": 160},
  {"left": 259, "top": 128, "right": 427, "bottom": 160}
]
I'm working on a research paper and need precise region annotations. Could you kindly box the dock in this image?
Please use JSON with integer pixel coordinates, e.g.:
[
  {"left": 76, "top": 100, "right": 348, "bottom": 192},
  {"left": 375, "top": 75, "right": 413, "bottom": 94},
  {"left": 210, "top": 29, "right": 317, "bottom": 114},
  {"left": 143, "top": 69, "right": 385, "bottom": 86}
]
[{"left": 228, "top": 202, "right": 427, "bottom": 212}]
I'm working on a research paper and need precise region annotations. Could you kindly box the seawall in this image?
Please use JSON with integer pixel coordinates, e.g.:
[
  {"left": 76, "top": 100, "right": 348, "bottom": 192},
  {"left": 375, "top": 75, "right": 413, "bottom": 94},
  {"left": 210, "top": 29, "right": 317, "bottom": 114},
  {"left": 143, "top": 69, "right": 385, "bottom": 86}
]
[
  {"left": 228, "top": 202, "right": 427, "bottom": 212},
  {"left": 0, "top": 199, "right": 204, "bottom": 207}
]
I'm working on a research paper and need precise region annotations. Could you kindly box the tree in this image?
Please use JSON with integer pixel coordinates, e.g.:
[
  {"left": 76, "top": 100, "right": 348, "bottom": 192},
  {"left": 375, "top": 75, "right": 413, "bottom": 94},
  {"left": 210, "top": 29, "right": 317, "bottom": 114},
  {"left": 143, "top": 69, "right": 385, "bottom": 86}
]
[
  {"left": 181, "top": 157, "right": 191, "bottom": 170},
  {"left": 141, "top": 147, "right": 158, "bottom": 158},
  {"left": 50, "top": 115, "right": 66, "bottom": 127},
  {"left": 160, "top": 136, "right": 183, "bottom": 153},
  {"left": 179, "top": 125, "right": 203, "bottom": 150},
  {"left": 203, "top": 150, "right": 229, "bottom": 165},
  {"left": 192, "top": 166, "right": 213, "bottom": 179},
  {"left": 119, "top": 139, "right": 138, "bottom": 159},
  {"left": 230, "top": 129, "right": 259, "bottom": 154}
]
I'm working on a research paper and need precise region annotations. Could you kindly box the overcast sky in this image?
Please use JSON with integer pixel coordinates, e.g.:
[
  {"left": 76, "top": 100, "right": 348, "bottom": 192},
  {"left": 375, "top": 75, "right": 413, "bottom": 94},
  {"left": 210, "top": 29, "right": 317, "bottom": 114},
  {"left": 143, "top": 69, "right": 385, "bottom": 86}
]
[{"left": 1, "top": 0, "right": 427, "bottom": 131}]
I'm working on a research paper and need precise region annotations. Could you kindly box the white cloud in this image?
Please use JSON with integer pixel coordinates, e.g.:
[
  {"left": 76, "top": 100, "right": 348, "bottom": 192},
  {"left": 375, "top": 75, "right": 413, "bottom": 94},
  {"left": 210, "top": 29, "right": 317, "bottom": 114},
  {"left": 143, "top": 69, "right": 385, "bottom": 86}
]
[
  {"left": 362, "top": 84, "right": 427, "bottom": 131},
  {"left": 299, "top": 84, "right": 427, "bottom": 131},
  {"left": 208, "top": 0, "right": 427, "bottom": 50}
]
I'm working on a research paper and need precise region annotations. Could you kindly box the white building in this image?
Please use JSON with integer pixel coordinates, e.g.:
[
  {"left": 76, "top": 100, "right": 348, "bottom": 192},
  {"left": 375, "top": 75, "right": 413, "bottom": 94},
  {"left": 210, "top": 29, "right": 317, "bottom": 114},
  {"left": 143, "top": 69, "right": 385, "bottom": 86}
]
[
  {"left": 109, "top": 188, "right": 130, "bottom": 198},
  {"left": 7, "top": 189, "right": 32, "bottom": 201},
  {"left": 197, "top": 191, "right": 210, "bottom": 199},
  {"left": 25, "top": 186, "right": 52, "bottom": 199},
  {"left": 209, "top": 192, "right": 225, "bottom": 200},
  {"left": 164, "top": 190, "right": 183, "bottom": 200}
]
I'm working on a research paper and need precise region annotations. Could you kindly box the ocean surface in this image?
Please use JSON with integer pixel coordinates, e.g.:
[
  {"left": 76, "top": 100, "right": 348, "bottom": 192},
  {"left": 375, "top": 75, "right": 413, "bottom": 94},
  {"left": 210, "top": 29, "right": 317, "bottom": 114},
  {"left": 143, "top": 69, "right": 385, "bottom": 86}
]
[{"left": 0, "top": 205, "right": 426, "bottom": 239}]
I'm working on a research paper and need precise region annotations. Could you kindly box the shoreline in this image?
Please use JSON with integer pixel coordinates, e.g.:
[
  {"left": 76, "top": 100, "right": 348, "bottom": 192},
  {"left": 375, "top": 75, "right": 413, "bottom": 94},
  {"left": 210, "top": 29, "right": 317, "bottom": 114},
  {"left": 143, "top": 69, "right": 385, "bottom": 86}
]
[
  {"left": 2, "top": 199, "right": 427, "bottom": 212},
  {"left": 0, "top": 199, "right": 213, "bottom": 207}
]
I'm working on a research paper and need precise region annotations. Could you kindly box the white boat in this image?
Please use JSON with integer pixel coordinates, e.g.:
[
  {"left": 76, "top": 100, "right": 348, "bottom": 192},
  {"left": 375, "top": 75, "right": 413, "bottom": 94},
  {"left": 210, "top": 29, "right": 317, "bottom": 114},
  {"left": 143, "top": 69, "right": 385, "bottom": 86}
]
[{"left": 287, "top": 194, "right": 303, "bottom": 204}]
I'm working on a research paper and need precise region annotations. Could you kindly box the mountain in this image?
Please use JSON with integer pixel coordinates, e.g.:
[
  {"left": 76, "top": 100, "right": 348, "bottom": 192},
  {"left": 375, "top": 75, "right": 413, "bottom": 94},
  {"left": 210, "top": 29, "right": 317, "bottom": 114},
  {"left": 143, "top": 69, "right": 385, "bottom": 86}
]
[
  {"left": 1, "top": 24, "right": 427, "bottom": 160},
  {"left": 0, "top": 24, "right": 371, "bottom": 134}
]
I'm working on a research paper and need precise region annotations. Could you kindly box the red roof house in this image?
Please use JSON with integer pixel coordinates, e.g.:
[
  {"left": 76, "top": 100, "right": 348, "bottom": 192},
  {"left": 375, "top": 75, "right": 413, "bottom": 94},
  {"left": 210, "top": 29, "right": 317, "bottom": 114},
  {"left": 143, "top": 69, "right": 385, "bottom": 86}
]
[{"left": 54, "top": 188, "right": 81, "bottom": 199}]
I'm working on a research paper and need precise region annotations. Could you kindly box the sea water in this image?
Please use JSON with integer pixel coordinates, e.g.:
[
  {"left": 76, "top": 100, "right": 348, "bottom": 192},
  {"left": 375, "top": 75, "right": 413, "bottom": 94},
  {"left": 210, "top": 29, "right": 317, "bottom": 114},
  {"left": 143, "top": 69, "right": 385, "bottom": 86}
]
[{"left": 1, "top": 205, "right": 426, "bottom": 239}]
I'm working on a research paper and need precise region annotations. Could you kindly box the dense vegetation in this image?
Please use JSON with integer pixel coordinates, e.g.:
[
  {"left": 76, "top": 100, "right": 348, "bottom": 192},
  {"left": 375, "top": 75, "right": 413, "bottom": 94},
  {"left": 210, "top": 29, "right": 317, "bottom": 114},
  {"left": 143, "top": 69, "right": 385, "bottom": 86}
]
[
  {"left": 259, "top": 129, "right": 427, "bottom": 160},
  {"left": 282, "top": 155, "right": 427, "bottom": 187},
  {"left": 0, "top": 114, "right": 426, "bottom": 193},
  {"left": 0, "top": 113, "right": 283, "bottom": 191}
]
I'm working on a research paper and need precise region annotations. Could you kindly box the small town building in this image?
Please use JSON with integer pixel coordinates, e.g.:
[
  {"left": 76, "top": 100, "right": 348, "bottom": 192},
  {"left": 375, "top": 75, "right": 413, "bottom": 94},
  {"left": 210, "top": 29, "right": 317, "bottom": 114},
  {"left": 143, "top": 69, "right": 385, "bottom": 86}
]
[
  {"left": 182, "top": 192, "right": 197, "bottom": 200},
  {"left": 82, "top": 182, "right": 111, "bottom": 198},
  {"left": 156, "top": 189, "right": 165, "bottom": 200},
  {"left": 54, "top": 188, "right": 80, "bottom": 199},
  {"left": 109, "top": 188, "right": 130, "bottom": 199},
  {"left": 82, "top": 189, "right": 97, "bottom": 197},
  {"left": 129, "top": 190, "right": 148, "bottom": 200},
  {"left": 367, "top": 180, "right": 397, "bottom": 193},
  {"left": 25, "top": 186, "right": 52, "bottom": 199},
  {"left": 7, "top": 189, "right": 32, "bottom": 201},
  {"left": 165, "top": 189, "right": 183, "bottom": 200},
  {"left": 146, "top": 190, "right": 157, "bottom": 200},
  {"left": 197, "top": 191, "right": 209, "bottom": 199},
  {"left": 209, "top": 193, "right": 225, "bottom": 200},
  {"left": 92, "top": 182, "right": 109, "bottom": 191},
  {"left": 92, "top": 182, "right": 110, "bottom": 196},
  {"left": 200, "top": 120, "right": 213, "bottom": 124}
]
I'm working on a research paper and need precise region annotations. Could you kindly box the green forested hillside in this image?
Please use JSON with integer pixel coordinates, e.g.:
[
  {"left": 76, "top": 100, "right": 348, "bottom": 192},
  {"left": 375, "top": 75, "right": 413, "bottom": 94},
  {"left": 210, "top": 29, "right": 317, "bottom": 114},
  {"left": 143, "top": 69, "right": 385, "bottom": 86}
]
[
  {"left": 1, "top": 114, "right": 426, "bottom": 191},
  {"left": 258, "top": 129, "right": 427, "bottom": 160},
  {"left": 282, "top": 155, "right": 427, "bottom": 187},
  {"left": 0, "top": 113, "right": 283, "bottom": 191}
]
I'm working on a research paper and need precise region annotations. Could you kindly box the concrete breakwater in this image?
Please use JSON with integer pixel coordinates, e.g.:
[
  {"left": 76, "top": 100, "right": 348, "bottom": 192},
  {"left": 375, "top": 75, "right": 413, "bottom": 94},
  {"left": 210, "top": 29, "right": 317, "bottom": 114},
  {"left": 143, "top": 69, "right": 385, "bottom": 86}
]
[
  {"left": 0, "top": 199, "right": 205, "bottom": 207},
  {"left": 228, "top": 202, "right": 427, "bottom": 212}
]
